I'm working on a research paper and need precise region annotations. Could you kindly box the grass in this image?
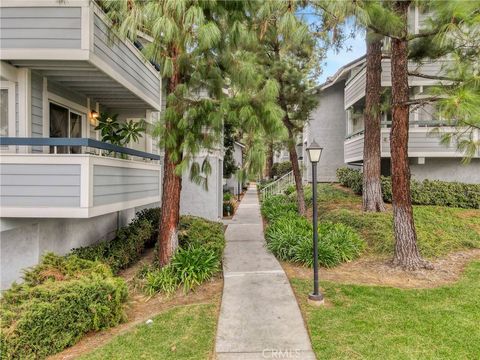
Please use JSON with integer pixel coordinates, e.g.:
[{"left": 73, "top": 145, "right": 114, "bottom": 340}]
[
  {"left": 80, "top": 303, "right": 217, "bottom": 360},
  {"left": 312, "top": 184, "right": 480, "bottom": 258},
  {"left": 292, "top": 261, "right": 480, "bottom": 359}
]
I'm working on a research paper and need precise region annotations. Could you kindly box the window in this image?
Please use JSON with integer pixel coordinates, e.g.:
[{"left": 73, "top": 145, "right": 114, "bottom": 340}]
[
  {"left": 49, "top": 102, "right": 84, "bottom": 153},
  {"left": 0, "top": 81, "right": 15, "bottom": 139}
]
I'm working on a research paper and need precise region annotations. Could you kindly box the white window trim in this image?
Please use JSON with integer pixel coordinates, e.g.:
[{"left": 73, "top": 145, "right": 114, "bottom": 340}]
[{"left": 1, "top": 81, "right": 16, "bottom": 138}]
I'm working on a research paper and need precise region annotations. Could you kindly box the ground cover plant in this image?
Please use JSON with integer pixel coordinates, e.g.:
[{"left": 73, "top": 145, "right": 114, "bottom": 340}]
[
  {"left": 142, "top": 216, "right": 225, "bottom": 295},
  {"left": 79, "top": 303, "right": 218, "bottom": 360},
  {"left": 308, "top": 184, "right": 480, "bottom": 258},
  {"left": 71, "top": 208, "right": 160, "bottom": 273},
  {"left": 292, "top": 261, "right": 480, "bottom": 359},
  {"left": 337, "top": 167, "right": 480, "bottom": 209},
  {"left": 261, "top": 194, "right": 364, "bottom": 268},
  {"left": 0, "top": 254, "right": 128, "bottom": 359}
]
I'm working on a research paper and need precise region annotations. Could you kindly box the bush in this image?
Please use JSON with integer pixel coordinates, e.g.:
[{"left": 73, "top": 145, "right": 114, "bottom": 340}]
[
  {"left": 336, "top": 167, "right": 480, "bottom": 209},
  {"left": 143, "top": 216, "right": 225, "bottom": 295},
  {"left": 284, "top": 184, "right": 296, "bottom": 196},
  {"left": 71, "top": 209, "right": 159, "bottom": 273},
  {"left": 263, "top": 204, "right": 364, "bottom": 268},
  {"left": 272, "top": 161, "right": 293, "bottom": 178},
  {"left": 261, "top": 195, "right": 297, "bottom": 223},
  {"left": 0, "top": 254, "right": 127, "bottom": 359}
]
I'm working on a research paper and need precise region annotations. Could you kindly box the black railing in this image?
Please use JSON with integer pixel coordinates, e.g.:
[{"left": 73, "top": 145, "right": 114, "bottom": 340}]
[{"left": 0, "top": 137, "right": 161, "bottom": 160}]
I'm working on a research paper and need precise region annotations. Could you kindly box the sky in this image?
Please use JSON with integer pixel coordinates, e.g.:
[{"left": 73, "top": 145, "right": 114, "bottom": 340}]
[{"left": 317, "top": 32, "right": 366, "bottom": 84}]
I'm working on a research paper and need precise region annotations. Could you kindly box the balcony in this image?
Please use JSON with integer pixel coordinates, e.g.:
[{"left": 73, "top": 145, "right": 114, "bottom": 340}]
[
  {"left": 0, "top": 0, "right": 161, "bottom": 111},
  {"left": 344, "top": 124, "right": 479, "bottom": 164},
  {"left": 0, "top": 138, "right": 161, "bottom": 218}
]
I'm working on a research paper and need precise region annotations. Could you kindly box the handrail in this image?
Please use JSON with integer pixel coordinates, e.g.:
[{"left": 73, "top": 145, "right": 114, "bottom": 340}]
[
  {"left": 0, "top": 137, "right": 161, "bottom": 160},
  {"left": 260, "top": 170, "right": 296, "bottom": 200}
]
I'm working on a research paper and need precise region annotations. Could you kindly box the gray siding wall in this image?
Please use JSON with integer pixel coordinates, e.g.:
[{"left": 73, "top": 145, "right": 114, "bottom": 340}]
[
  {"left": 410, "top": 158, "right": 480, "bottom": 184},
  {"left": 344, "top": 67, "right": 366, "bottom": 109},
  {"left": 180, "top": 156, "right": 222, "bottom": 221},
  {"left": 0, "top": 7, "right": 81, "bottom": 49},
  {"left": 0, "top": 164, "right": 81, "bottom": 207},
  {"left": 381, "top": 130, "right": 459, "bottom": 155},
  {"left": 31, "top": 72, "right": 43, "bottom": 139},
  {"left": 344, "top": 136, "right": 364, "bottom": 162},
  {"left": 306, "top": 82, "right": 347, "bottom": 182},
  {"left": 93, "top": 14, "right": 160, "bottom": 105},
  {"left": 93, "top": 165, "right": 160, "bottom": 206}
]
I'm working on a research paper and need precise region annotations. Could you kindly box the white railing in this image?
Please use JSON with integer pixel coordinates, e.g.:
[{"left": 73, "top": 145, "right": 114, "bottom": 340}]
[{"left": 260, "top": 170, "right": 295, "bottom": 200}]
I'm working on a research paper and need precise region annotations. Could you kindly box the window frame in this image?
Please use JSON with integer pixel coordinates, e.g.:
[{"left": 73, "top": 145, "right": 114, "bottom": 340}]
[{"left": 0, "top": 80, "right": 16, "bottom": 138}]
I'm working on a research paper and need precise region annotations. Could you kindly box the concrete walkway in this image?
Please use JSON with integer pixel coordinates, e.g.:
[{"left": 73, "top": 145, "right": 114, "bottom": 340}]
[{"left": 215, "top": 185, "right": 316, "bottom": 360}]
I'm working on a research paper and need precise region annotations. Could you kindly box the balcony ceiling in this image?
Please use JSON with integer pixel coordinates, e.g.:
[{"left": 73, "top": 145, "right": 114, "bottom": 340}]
[{"left": 9, "top": 60, "right": 152, "bottom": 109}]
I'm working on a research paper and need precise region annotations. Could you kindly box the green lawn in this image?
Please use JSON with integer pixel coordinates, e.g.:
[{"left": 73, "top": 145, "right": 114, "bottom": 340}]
[
  {"left": 311, "top": 184, "right": 480, "bottom": 258},
  {"left": 292, "top": 261, "right": 480, "bottom": 359},
  {"left": 80, "top": 303, "right": 217, "bottom": 360}
]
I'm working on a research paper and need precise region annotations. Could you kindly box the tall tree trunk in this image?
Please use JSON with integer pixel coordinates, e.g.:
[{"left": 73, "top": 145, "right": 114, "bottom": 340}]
[
  {"left": 266, "top": 141, "right": 274, "bottom": 179},
  {"left": 390, "top": 1, "right": 431, "bottom": 270},
  {"left": 158, "top": 61, "right": 182, "bottom": 266},
  {"left": 158, "top": 148, "right": 182, "bottom": 266},
  {"left": 363, "top": 31, "right": 386, "bottom": 212},
  {"left": 285, "top": 125, "right": 306, "bottom": 216}
]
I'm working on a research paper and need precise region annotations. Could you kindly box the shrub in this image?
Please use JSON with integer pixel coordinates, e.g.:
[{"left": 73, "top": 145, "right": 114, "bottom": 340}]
[
  {"left": 71, "top": 209, "right": 158, "bottom": 273},
  {"left": 261, "top": 195, "right": 298, "bottom": 223},
  {"left": 171, "top": 245, "right": 221, "bottom": 292},
  {"left": 272, "top": 161, "right": 293, "bottom": 178},
  {"left": 284, "top": 184, "right": 296, "bottom": 196},
  {"left": 0, "top": 254, "right": 127, "bottom": 359},
  {"left": 143, "top": 216, "right": 225, "bottom": 295},
  {"left": 336, "top": 167, "right": 480, "bottom": 209},
  {"left": 263, "top": 207, "right": 364, "bottom": 268}
]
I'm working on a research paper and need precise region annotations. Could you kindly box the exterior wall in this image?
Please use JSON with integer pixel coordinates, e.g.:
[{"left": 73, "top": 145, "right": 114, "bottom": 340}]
[
  {"left": 306, "top": 81, "right": 347, "bottom": 182},
  {"left": 1, "top": 163, "right": 81, "bottom": 207},
  {"left": 93, "top": 165, "right": 160, "bottom": 206},
  {"left": 410, "top": 158, "right": 480, "bottom": 184},
  {"left": 0, "top": 6, "right": 82, "bottom": 49},
  {"left": 31, "top": 72, "right": 43, "bottom": 138},
  {"left": 180, "top": 155, "right": 223, "bottom": 221},
  {"left": 92, "top": 13, "right": 161, "bottom": 107}
]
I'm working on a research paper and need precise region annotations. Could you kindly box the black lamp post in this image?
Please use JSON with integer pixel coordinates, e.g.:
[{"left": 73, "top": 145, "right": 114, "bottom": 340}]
[{"left": 306, "top": 140, "right": 324, "bottom": 304}]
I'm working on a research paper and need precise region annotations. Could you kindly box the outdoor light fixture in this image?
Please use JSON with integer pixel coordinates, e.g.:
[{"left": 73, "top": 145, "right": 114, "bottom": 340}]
[
  {"left": 89, "top": 110, "right": 99, "bottom": 126},
  {"left": 306, "top": 139, "right": 324, "bottom": 305},
  {"left": 306, "top": 139, "right": 323, "bottom": 163}
]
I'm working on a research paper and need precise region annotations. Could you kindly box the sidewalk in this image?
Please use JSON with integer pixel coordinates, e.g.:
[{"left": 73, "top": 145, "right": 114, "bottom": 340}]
[{"left": 215, "top": 185, "right": 316, "bottom": 360}]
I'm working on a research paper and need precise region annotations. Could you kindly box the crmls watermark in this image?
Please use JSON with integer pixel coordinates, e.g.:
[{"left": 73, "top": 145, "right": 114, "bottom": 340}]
[{"left": 262, "top": 348, "right": 302, "bottom": 359}]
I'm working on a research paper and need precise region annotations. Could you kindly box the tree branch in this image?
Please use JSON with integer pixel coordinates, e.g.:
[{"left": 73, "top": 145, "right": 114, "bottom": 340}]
[
  {"left": 407, "top": 71, "right": 460, "bottom": 82},
  {"left": 408, "top": 30, "right": 439, "bottom": 40}
]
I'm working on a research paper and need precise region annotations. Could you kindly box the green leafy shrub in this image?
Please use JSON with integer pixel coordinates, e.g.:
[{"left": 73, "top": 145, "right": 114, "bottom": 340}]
[
  {"left": 143, "top": 266, "right": 179, "bottom": 296},
  {"left": 293, "top": 222, "right": 364, "bottom": 267},
  {"left": 263, "top": 206, "right": 364, "bottom": 268},
  {"left": 336, "top": 167, "right": 480, "bottom": 209},
  {"left": 143, "top": 216, "right": 225, "bottom": 295},
  {"left": 71, "top": 209, "right": 159, "bottom": 273},
  {"left": 261, "top": 195, "right": 298, "bottom": 223},
  {"left": 171, "top": 245, "right": 221, "bottom": 292},
  {"left": 0, "top": 254, "right": 127, "bottom": 359},
  {"left": 272, "top": 161, "right": 293, "bottom": 178},
  {"left": 284, "top": 184, "right": 296, "bottom": 196}
]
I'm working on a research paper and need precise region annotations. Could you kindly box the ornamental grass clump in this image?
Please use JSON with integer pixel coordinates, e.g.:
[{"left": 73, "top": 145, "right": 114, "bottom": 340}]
[
  {"left": 142, "top": 216, "right": 225, "bottom": 295},
  {"left": 0, "top": 253, "right": 127, "bottom": 360}
]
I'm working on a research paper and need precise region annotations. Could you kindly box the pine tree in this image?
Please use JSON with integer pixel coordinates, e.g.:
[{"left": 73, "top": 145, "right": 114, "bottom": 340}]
[
  {"left": 103, "top": 0, "right": 242, "bottom": 265},
  {"left": 254, "top": 1, "right": 322, "bottom": 216}
]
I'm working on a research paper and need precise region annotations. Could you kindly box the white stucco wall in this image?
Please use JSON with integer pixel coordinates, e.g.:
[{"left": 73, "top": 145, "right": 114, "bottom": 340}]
[{"left": 410, "top": 158, "right": 480, "bottom": 184}]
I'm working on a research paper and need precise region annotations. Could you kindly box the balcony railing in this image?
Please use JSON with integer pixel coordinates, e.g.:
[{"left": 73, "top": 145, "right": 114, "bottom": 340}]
[
  {"left": 0, "top": 138, "right": 160, "bottom": 161},
  {"left": 0, "top": 138, "right": 162, "bottom": 218}
]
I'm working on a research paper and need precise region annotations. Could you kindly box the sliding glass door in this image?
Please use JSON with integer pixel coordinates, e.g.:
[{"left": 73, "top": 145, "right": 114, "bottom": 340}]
[{"left": 49, "top": 103, "right": 83, "bottom": 153}]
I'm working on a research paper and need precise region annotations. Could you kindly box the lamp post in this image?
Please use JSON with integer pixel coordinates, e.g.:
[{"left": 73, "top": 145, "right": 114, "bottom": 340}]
[{"left": 306, "top": 140, "right": 324, "bottom": 304}]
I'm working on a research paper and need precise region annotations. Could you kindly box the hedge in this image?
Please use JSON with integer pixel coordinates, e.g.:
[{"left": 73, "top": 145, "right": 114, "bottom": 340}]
[
  {"left": 0, "top": 254, "right": 127, "bottom": 359},
  {"left": 336, "top": 167, "right": 480, "bottom": 209},
  {"left": 71, "top": 208, "right": 160, "bottom": 273}
]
